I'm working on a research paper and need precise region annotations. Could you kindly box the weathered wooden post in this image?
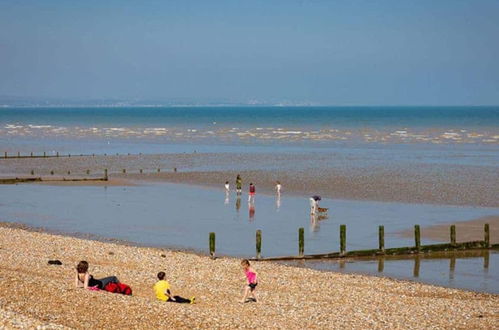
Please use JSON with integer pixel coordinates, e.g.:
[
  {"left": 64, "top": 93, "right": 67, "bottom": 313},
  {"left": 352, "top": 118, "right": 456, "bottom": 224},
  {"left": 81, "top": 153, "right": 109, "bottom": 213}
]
[
  {"left": 30, "top": 170, "right": 34, "bottom": 175},
  {"left": 67, "top": 170, "right": 70, "bottom": 175},
  {"left": 450, "top": 225, "right": 456, "bottom": 246},
  {"left": 50, "top": 170, "right": 54, "bottom": 175},
  {"left": 209, "top": 232, "right": 216, "bottom": 259},
  {"left": 378, "top": 225, "right": 385, "bottom": 252},
  {"left": 256, "top": 229, "right": 262, "bottom": 259},
  {"left": 340, "top": 224, "right": 346, "bottom": 255},
  {"left": 104, "top": 169, "right": 108, "bottom": 181},
  {"left": 86, "top": 169, "right": 90, "bottom": 175},
  {"left": 139, "top": 169, "right": 143, "bottom": 174},
  {"left": 298, "top": 227, "right": 304, "bottom": 257},
  {"left": 122, "top": 169, "right": 126, "bottom": 174},
  {"left": 484, "top": 223, "right": 490, "bottom": 248},
  {"left": 414, "top": 225, "right": 421, "bottom": 251}
]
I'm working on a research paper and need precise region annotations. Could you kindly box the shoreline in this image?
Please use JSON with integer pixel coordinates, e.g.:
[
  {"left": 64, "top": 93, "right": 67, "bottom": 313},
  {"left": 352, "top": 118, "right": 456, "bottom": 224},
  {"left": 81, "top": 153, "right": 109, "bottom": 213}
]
[{"left": 0, "top": 226, "right": 497, "bottom": 328}]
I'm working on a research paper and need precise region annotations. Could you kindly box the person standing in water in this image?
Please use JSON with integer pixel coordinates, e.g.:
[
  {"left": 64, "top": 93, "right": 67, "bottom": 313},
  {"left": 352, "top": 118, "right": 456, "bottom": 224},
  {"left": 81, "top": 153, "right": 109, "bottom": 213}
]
[
  {"left": 248, "top": 183, "right": 256, "bottom": 203},
  {"left": 275, "top": 181, "right": 282, "bottom": 194},
  {"left": 224, "top": 181, "right": 230, "bottom": 193},
  {"left": 236, "top": 174, "right": 242, "bottom": 194}
]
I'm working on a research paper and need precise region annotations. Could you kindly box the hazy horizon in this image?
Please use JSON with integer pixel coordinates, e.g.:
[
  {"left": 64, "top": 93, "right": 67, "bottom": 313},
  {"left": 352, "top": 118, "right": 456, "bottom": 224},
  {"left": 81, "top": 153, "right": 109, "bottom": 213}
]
[{"left": 1, "top": 0, "right": 499, "bottom": 106}]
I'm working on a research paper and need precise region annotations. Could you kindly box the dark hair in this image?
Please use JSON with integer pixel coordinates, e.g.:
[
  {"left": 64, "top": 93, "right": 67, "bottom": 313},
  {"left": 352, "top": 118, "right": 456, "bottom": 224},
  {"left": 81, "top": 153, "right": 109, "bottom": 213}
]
[
  {"left": 157, "top": 271, "right": 166, "bottom": 280},
  {"left": 76, "top": 260, "right": 89, "bottom": 274},
  {"left": 249, "top": 183, "right": 253, "bottom": 185},
  {"left": 241, "top": 259, "right": 250, "bottom": 266},
  {"left": 225, "top": 181, "right": 229, "bottom": 184}
]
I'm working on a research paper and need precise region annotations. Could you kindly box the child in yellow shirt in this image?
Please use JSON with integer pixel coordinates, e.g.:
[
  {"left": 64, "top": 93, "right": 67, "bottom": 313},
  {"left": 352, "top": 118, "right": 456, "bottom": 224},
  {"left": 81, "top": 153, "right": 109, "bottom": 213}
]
[{"left": 153, "top": 272, "right": 195, "bottom": 304}]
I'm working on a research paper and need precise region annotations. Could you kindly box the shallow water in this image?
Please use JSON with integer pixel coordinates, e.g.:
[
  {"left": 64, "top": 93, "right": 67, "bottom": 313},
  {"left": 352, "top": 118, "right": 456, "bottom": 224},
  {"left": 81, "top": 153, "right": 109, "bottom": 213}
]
[
  {"left": 1, "top": 182, "right": 498, "bottom": 292},
  {"left": 281, "top": 251, "right": 499, "bottom": 294}
]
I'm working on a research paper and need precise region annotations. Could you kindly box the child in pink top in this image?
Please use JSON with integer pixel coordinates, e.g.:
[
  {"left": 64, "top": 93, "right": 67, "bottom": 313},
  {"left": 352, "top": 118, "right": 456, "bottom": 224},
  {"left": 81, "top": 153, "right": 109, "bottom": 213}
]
[{"left": 240, "top": 259, "right": 258, "bottom": 303}]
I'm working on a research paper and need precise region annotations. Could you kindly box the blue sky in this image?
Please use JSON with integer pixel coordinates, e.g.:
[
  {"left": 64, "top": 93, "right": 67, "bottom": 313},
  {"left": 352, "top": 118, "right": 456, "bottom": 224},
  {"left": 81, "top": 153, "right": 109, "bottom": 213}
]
[{"left": 0, "top": 0, "right": 498, "bottom": 105}]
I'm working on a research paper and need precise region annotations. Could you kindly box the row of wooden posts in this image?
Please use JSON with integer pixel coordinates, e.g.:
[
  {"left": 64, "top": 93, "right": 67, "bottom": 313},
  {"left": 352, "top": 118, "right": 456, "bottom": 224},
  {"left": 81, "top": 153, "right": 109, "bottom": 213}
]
[
  {"left": 26, "top": 167, "right": 177, "bottom": 176},
  {"left": 2, "top": 151, "right": 144, "bottom": 159},
  {"left": 208, "top": 224, "right": 493, "bottom": 260}
]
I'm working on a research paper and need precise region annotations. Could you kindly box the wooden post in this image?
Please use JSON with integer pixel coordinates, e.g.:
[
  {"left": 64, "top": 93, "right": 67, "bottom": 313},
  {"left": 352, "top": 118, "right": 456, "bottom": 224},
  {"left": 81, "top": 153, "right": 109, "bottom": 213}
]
[
  {"left": 17, "top": 152, "right": 20, "bottom": 158},
  {"left": 50, "top": 170, "right": 54, "bottom": 175},
  {"left": 298, "top": 227, "right": 304, "bottom": 257},
  {"left": 378, "top": 225, "right": 385, "bottom": 252},
  {"left": 122, "top": 169, "right": 126, "bottom": 174},
  {"left": 4, "top": 152, "right": 6, "bottom": 158},
  {"left": 67, "top": 170, "right": 70, "bottom": 175},
  {"left": 104, "top": 169, "right": 108, "bottom": 181},
  {"left": 157, "top": 168, "right": 161, "bottom": 173},
  {"left": 340, "top": 224, "right": 346, "bottom": 255},
  {"left": 256, "top": 229, "right": 262, "bottom": 259},
  {"left": 56, "top": 152, "right": 59, "bottom": 157},
  {"left": 209, "top": 232, "right": 216, "bottom": 258},
  {"left": 86, "top": 169, "right": 90, "bottom": 175},
  {"left": 30, "top": 170, "right": 34, "bottom": 175},
  {"left": 43, "top": 152, "right": 46, "bottom": 157},
  {"left": 414, "top": 225, "right": 421, "bottom": 251},
  {"left": 173, "top": 167, "right": 177, "bottom": 173},
  {"left": 484, "top": 223, "right": 490, "bottom": 248},
  {"left": 450, "top": 225, "right": 456, "bottom": 246},
  {"left": 139, "top": 169, "right": 143, "bottom": 174}
]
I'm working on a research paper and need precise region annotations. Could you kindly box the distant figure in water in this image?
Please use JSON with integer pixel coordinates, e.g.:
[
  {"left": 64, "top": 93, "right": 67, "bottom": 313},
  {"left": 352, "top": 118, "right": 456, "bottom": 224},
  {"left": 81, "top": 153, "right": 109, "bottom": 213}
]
[
  {"left": 224, "top": 181, "right": 230, "bottom": 193},
  {"left": 236, "top": 174, "right": 242, "bottom": 194},
  {"left": 309, "top": 197, "right": 318, "bottom": 215},
  {"left": 275, "top": 181, "right": 282, "bottom": 194},
  {"left": 75, "top": 260, "right": 119, "bottom": 290},
  {"left": 248, "top": 183, "right": 256, "bottom": 202}
]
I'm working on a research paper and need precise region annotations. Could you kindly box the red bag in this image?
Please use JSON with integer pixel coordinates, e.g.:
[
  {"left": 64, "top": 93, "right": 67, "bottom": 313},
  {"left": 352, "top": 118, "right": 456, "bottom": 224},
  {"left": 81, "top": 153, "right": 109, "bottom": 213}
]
[{"left": 104, "top": 282, "right": 132, "bottom": 295}]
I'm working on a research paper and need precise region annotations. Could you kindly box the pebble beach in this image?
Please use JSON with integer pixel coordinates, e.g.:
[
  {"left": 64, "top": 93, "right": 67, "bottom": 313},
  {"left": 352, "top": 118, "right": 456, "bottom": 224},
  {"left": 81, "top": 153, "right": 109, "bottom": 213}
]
[{"left": 0, "top": 225, "right": 497, "bottom": 329}]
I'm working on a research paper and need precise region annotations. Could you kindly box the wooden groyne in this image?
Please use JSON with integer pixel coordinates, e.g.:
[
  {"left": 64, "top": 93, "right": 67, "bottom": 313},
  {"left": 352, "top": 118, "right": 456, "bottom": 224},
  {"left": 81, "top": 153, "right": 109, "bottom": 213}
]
[{"left": 219, "top": 223, "right": 497, "bottom": 261}]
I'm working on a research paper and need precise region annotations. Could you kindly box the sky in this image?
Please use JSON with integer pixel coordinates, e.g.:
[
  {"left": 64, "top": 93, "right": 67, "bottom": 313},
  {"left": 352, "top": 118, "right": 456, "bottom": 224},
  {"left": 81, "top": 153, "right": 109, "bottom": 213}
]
[{"left": 0, "top": 0, "right": 498, "bottom": 105}]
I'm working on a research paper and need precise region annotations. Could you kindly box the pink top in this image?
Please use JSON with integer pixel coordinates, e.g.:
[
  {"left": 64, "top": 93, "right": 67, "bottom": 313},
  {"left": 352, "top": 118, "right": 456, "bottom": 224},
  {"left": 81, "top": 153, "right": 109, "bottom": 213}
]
[{"left": 245, "top": 269, "right": 257, "bottom": 284}]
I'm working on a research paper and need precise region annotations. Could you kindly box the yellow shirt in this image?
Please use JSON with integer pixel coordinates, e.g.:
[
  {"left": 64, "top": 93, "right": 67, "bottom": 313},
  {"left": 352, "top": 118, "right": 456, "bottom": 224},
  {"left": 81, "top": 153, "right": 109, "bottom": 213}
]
[{"left": 153, "top": 280, "right": 171, "bottom": 301}]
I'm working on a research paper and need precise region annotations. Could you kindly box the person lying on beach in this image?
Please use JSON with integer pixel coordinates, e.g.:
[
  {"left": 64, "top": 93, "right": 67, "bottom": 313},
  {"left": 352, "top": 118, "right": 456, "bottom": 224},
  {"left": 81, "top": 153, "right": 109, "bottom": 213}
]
[
  {"left": 153, "top": 271, "right": 195, "bottom": 304},
  {"left": 75, "top": 260, "right": 119, "bottom": 290},
  {"left": 240, "top": 259, "right": 258, "bottom": 303}
]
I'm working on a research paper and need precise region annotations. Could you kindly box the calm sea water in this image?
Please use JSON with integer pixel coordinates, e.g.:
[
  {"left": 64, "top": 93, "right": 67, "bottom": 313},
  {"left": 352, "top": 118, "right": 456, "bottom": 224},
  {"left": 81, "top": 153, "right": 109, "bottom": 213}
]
[{"left": 1, "top": 106, "right": 498, "bottom": 129}]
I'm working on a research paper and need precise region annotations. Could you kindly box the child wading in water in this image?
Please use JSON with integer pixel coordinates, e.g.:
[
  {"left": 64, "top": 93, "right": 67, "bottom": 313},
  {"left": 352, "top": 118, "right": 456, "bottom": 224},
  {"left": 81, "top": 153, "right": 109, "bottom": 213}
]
[
  {"left": 153, "top": 272, "right": 195, "bottom": 304},
  {"left": 240, "top": 259, "right": 258, "bottom": 303}
]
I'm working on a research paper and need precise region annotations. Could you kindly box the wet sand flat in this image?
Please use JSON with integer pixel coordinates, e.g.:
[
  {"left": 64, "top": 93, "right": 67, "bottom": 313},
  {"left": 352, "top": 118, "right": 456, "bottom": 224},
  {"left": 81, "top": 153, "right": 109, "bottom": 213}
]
[
  {"left": 1, "top": 153, "right": 498, "bottom": 207},
  {"left": 399, "top": 216, "right": 499, "bottom": 244},
  {"left": 0, "top": 226, "right": 497, "bottom": 329}
]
